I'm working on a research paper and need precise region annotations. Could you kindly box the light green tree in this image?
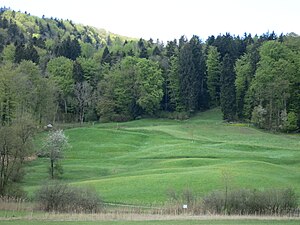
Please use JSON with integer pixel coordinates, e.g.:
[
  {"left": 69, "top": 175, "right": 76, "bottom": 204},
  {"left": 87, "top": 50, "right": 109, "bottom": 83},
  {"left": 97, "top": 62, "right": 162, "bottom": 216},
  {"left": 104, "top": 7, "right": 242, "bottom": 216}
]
[
  {"left": 206, "top": 46, "right": 221, "bottom": 106},
  {"left": 136, "top": 58, "right": 163, "bottom": 115},
  {"left": 1, "top": 44, "right": 16, "bottom": 62},
  {"left": 235, "top": 53, "right": 253, "bottom": 119},
  {"left": 250, "top": 41, "right": 296, "bottom": 130},
  {"left": 46, "top": 56, "right": 74, "bottom": 115},
  {"left": 167, "top": 55, "right": 182, "bottom": 111},
  {"left": 0, "top": 62, "right": 18, "bottom": 125}
]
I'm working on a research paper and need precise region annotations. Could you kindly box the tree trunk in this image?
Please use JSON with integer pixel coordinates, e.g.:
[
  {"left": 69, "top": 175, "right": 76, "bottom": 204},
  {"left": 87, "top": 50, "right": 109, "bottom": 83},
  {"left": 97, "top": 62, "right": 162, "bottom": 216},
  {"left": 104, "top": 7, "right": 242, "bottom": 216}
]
[
  {"left": 50, "top": 159, "right": 54, "bottom": 179},
  {"left": 64, "top": 99, "right": 67, "bottom": 114}
]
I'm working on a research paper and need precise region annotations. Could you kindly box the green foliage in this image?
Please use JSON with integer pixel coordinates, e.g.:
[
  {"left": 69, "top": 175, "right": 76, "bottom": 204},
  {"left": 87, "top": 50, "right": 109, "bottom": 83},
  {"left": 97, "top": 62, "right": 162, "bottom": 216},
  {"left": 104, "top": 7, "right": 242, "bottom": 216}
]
[
  {"left": 220, "top": 54, "right": 236, "bottom": 121},
  {"left": 101, "top": 46, "right": 111, "bottom": 65},
  {"left": 0, "top": 62, "right": 18, "bottom": 124},
  {"left": 282, "top": 111, "right": 299, "bottom": 132},
  {"left": 249, "top": 41, "right": 298, "bottom": 130},
  {"left": 1, "top": 43, "right": 15, "bottom": 62},
  {"left": 136, "top": 59, "right": 163, "bottom": 115},
  {"left": 206, "top": 46, "right": 221, "bottom": 106},
  {"left": 14, "top": 43, "right": 39, "bottom": 64},
  {"left": 55, "top": 37, "right": 81, "bottom": 60},
  {"left": 46, "top": 56, "right": 74, "bottom": 102},
  {"left": 178, "top": 36, "right": 207, "bottom": 112},
  {"left": 234, "top": 53, "right": 253, "bottom": 119},
  {"left": 0, "top": 8, "right": 299, "bottom": 132},
  {"left": 0, "top": 116, "right": 36, "bottom": 196},
  {"left": 98, "top": 56, "right": 163, "bottom": 120},
  {"left": 138, "top": 38, "right": 148, "bottom": 58},
  {"left": 167, "top": 56, "right": 182, "bottom": 111},
  {"left": 80, "top": 42, "right": 96, "bottom": 58}
]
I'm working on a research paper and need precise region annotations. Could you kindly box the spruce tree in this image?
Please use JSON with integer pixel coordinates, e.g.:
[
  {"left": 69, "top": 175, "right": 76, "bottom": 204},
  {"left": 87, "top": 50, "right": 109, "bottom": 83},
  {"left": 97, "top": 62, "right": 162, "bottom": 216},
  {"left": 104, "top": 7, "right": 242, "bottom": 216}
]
[
  {"left": 220, "top": 54, "right": 236, "bottom": 121},
  {"left": 138, "top": 38, "right": 148, "bottom": 59},
  {"left": 101, "top": 46, "right": 111, "bottom": 65},
  {"left": 178, "top": 36, "right": 207, "bottom": 112}
]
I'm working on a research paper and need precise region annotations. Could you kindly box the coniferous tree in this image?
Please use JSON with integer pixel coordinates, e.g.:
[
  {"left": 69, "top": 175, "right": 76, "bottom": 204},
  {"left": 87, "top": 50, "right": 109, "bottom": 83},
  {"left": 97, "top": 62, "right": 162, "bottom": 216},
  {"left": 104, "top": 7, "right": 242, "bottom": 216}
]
[
  {"left": 73, "top": 61, "right": 84, "bottom": 83},
  {"left": 165, "top": 40, "right": 178, "bottom": 58},
  {"left": 220, "top": 54, "right": 236, "bottom": 121},
  {"left": 14, "top": 43, "right": 26, "bottom": 63},
  {"left": 178, "top": 36, "right": 207, "bottom": 112},
  {"left": 70, "top": 38, "right": 81, "bottom": 60},
  {"left": 25, "top": 43, "right": 39, "bottom": 64},
  {"left": 138, "top": 38, "right": 148, "bottom": 59},
  {"left": 101, "top": 46, "right": 111, "bottom": 65},
  {"left": 55, "top": 37, "right": 81, "bottom": 60},
  {"left": 152, "top": 46, "right": 161, "bottom": 56}
]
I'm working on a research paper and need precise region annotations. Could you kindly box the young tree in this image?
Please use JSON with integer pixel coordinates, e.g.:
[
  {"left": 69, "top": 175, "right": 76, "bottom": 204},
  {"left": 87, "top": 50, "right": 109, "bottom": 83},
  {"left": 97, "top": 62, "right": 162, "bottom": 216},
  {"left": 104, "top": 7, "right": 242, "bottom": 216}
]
[
  {"left": 0, "top": 116, "right": 36, "bottom": 196},
  {"left": 74, "top": 81, "right": 92, "bottom": 124},
  {"left": 43, "top": 130, "right": 69, "bottom": 179}
]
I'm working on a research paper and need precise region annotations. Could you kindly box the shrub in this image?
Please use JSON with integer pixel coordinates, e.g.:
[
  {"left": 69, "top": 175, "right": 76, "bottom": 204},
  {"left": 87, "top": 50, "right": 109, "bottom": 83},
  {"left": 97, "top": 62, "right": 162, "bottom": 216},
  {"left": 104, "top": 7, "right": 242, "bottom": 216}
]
[
  {"left": 251, "top": 105, "right": 267, "bottom": 129},
  {"left": 202, "top": 188, "right": 298, "bottom": 215},
  {"left": 36, "top": 181, "right": 102, "bottom": 213},
  {"left": 166, "top": 188, "right": 202, "bottom": 214}
]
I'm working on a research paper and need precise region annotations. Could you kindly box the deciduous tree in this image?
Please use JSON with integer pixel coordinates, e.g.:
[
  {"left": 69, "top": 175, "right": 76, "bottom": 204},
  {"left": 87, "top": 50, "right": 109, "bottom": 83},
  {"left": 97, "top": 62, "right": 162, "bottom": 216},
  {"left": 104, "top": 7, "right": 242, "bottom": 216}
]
[{"left": 43, "top": 130, "right": 69, "bottom": 179}]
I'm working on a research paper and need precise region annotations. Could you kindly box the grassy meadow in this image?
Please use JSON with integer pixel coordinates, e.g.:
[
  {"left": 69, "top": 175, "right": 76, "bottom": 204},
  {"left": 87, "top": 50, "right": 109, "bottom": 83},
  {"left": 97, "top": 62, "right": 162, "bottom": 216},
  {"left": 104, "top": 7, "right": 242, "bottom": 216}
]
[{"left": 23, "top": 108, "right": 300, "bottom": 205}]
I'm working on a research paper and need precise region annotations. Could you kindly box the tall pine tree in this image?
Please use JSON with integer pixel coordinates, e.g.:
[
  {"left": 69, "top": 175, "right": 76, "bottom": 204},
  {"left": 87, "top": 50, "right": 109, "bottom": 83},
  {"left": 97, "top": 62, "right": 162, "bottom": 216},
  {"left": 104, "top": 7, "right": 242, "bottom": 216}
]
[
  {"left": 220, "top": 54, "right": 236, "bottom": 121},
  {"left": 178, "top": 36, "right": 207, "bottom": 112}
]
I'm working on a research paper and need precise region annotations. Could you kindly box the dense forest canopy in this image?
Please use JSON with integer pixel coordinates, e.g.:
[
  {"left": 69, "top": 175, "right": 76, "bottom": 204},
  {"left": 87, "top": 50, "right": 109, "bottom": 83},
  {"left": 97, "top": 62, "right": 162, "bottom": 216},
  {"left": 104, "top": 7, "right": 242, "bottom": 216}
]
[{"left": 0, "top": 8, "right": 299, "bottom": 132}]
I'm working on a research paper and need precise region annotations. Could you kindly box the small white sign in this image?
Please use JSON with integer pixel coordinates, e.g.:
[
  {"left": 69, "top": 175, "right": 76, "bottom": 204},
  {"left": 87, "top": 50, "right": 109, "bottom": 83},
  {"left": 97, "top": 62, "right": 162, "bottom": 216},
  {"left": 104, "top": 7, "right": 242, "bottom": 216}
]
[{"left": 183, "top": 204, "right": 188, "bottom": 209}]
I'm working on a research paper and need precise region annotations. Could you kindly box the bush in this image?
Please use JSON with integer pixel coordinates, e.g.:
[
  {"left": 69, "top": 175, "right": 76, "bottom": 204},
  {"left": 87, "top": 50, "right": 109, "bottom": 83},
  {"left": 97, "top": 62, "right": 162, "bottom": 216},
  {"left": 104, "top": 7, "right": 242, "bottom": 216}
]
[
  {"left": 36, "top": 181, "right": 102, "bottom": 213},
  {"left": 202, "top": 188, "right": 298, "bottom": 215},
  {"left": 166, "top": 188, "right": 202, "bottom": 214}
]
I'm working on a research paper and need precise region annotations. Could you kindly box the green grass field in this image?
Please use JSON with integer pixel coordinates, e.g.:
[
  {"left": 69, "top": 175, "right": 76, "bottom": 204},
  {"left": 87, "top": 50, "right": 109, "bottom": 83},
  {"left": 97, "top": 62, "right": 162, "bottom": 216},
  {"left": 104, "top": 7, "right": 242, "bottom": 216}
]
[{"left": 23, "top": 108, "right": 300, "bottom": 205}]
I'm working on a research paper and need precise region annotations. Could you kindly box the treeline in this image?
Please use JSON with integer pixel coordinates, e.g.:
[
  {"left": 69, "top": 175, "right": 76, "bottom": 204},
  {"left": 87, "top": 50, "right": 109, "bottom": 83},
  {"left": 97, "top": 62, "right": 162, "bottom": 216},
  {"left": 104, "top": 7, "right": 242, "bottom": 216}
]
[{"left": 0, "top": 8, "right": 299, "bottom": 132}]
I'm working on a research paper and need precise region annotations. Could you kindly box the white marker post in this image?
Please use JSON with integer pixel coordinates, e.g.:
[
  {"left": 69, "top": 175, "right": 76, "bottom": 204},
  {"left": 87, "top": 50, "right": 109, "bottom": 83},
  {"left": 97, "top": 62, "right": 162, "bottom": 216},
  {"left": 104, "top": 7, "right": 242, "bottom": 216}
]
[{"left": 183, "top": 204, "right": 188, "bottom": 213}]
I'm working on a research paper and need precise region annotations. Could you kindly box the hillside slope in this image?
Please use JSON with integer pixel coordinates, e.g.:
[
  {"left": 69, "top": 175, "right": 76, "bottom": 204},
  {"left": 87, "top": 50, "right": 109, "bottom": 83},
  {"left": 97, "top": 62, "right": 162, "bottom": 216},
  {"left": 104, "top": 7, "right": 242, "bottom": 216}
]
[
  {"left": 24, "top": 109, "right": 300, "bottom": 205},
  {"left": 0, "top": 8, "right": 132, "bottom": 48}
]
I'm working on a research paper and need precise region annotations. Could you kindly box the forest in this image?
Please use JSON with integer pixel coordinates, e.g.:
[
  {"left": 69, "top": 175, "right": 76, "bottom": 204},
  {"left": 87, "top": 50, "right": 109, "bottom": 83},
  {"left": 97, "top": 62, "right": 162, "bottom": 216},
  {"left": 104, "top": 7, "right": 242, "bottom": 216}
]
[{"left": 0, "top": 8, "right": 299, "bottom": 132}]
